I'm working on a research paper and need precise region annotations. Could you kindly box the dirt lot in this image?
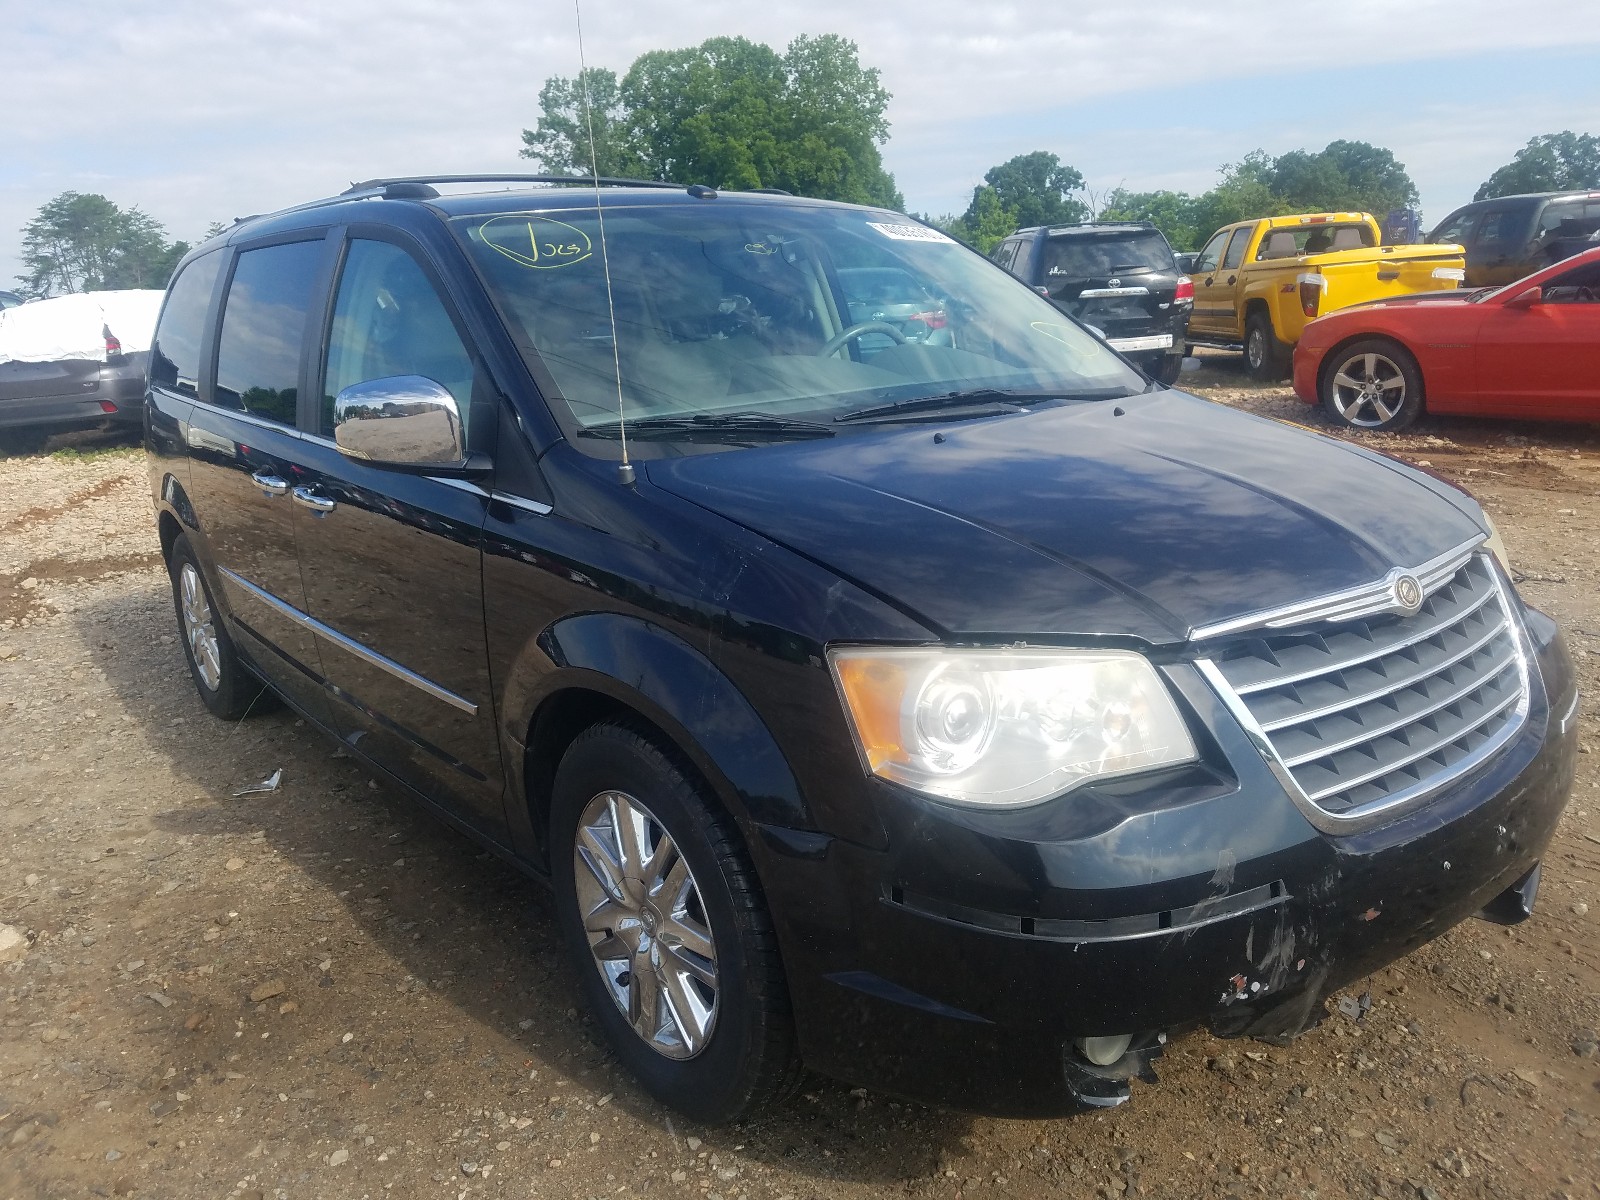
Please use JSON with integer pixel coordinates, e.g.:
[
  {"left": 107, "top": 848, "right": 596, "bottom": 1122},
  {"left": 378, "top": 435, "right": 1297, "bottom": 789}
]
[{"left": 2, "top": 365, "right": 1598, "bottom": 1200}]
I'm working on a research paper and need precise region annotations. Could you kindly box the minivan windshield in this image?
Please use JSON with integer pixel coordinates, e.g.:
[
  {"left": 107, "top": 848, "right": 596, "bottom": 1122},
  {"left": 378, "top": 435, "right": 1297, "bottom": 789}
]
[{"left": 453, "top": 201, "right": 1144, "bottom": 450}]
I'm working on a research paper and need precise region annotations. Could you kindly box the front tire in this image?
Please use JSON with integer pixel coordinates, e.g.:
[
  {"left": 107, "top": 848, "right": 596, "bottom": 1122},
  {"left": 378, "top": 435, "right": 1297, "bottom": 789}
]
[
  {"left": 167, "top": 534, "right": 274, "bottom": 720},
  {"left": 551, "top": 722, "right": 799, "bottom": 1123},
  {"left": 1244, "top": 312, "right": 1290, "bottom": 381},
  {"left": 1320, "top": 339, "right": 1424, "bottom": 432}
]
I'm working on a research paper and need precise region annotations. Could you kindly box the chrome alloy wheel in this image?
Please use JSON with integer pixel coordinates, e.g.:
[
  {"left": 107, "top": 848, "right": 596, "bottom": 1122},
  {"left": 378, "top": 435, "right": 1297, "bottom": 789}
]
[
  {"left": 1329, "top": 350, "right": 1407, "bottom": 427},
  {"left": 573, "top": 790, "right": 719, "bottom": 1059},
  {"left": 1245, "top": 326, "right": 1267, "bottom": 371},
  {"left": 179, "top": 562, "right": 222, "bottom": 690}
]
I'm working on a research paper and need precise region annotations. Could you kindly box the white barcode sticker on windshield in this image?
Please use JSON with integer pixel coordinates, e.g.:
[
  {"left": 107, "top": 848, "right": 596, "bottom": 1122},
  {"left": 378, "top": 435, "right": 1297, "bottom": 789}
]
[{"left": 866, "top": 222, "right": 956, "bottom": 244}]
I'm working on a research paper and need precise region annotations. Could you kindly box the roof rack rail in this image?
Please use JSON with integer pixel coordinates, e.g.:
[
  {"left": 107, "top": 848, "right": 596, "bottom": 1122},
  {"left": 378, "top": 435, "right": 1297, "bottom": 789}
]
[{"left": 341, "top": 173, "right": 685, "bottom": 197}]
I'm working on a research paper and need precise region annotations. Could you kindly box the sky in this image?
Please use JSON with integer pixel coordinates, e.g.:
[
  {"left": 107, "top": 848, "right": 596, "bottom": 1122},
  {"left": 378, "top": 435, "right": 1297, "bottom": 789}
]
[{"left": 5, "top": 0, "right": 1600, "bottom": 288}]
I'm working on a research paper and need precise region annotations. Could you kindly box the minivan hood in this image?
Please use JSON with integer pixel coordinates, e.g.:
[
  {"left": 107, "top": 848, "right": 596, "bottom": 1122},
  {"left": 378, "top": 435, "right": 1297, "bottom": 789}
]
[{"left": 645, "top": 391, "right": 1486, "bottom": 644}]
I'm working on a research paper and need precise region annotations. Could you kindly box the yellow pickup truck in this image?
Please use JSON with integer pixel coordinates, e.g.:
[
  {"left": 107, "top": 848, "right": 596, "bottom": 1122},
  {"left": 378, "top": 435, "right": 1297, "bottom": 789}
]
[{"left": 1184, "top": 212, "right": 1467, "bottom": 379}]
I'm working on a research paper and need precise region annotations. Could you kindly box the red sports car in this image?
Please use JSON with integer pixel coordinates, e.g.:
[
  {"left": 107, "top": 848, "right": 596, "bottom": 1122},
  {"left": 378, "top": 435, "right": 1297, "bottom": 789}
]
[{"left": 1293, "top": 245, "right": 1600, "bottom": 430}]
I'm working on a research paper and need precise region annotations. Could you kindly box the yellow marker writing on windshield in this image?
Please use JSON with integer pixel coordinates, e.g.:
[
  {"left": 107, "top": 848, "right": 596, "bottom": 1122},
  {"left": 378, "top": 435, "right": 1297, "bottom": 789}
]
[{"left": 480, "top": 215, "right": 594, "bottom": 269}]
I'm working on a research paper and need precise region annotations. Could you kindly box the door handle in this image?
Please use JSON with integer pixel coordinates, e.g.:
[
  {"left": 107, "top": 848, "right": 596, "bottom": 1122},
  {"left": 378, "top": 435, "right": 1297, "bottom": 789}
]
[
  {"left": 1203, "top": 278, "right": 1213, "bottom": 286},
  {"left": 250, "top": 471, "right": 288, "bottom": 496},
  {"left": 1226, "top": 275, "right": 1237, "bottom": 284},
  {"left": 291, "top": 486, "right": 335, "bottom": 513}
]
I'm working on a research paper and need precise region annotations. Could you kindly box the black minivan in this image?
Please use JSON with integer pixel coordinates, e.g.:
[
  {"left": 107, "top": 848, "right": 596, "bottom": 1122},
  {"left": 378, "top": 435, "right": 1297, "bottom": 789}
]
[
  {"left": 991, "top": 222, "right": 1191, "bottom": 383},
  {"left": 146, "top": 176, "right": 1577, "bottom": 1123}
]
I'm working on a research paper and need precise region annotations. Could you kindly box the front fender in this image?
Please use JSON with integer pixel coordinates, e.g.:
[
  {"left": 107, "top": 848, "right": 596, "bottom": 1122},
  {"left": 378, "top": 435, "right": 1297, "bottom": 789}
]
[{"left": 498, "top": 611, "right": 810, "bottom": 866}]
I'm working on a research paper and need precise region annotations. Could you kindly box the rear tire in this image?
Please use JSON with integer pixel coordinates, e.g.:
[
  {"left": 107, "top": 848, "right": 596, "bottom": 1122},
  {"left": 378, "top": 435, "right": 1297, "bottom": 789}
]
[
  {"left": 551, "top": 722, "right": 800, "bottom": 1123},
  {"left": 1153, "top": 355, "right": 1183, "bottom": 386},
  {"left": 1244, "top": 312, "right": 1291, "bottom": 381},
  {"left": 168, "top": 534, "right": 274, "bottom": 720},
  {"left": 1319, "top": 338, "right": 1424, "bottom": 432}
]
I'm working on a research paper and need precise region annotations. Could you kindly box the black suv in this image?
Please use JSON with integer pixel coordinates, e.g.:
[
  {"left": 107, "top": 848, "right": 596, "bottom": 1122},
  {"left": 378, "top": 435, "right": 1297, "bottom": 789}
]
[
  {"left": 1428, "top": 190, "right": 1600, "bottom": 287},
  {"left": 991, "top": 222, "right": 1191, "bottom": 382},
  {"left": 147, "top": 176, "right": 1576, "bottom": 1123}
]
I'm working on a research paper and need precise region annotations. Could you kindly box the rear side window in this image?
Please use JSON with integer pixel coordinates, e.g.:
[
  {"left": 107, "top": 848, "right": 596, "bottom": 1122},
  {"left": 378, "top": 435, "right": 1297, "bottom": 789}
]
[
  {"left": 1222, "top": 228, "right": 1252, "bottom": 269},
  {"left": 214, "top": 240, "right": 325, "bottom": 425},
  {"left": 1537, "top": 199, "right": 1600, "bottom": 239},
  {"left": 1043, "top": 229, "right": 1174, "bottom": 280},
  {"left": 322, "top": 239, "right": 475, "bottom": 435},
  {"left": 150, "top": 251, "right": 222, "bottom": 397},
  {"left": 1472, "top": 206, "right": 1534, "bottom": 252}
]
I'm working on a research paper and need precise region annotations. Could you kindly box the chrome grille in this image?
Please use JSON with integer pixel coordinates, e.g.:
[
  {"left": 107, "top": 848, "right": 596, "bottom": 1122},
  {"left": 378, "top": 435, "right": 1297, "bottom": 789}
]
[{"left": 1203, "top": 553, "right": 1527, "bottom": 821}]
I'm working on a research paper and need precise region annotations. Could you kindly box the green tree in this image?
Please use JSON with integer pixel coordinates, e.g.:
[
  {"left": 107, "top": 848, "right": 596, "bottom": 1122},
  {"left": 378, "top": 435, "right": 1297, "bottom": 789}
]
[
  {"left": 1186, "top": 152, "right": 1295, "bottom": 243},
  {"left": 1270, "top": 140, "right": 1419, "bottom": 214},
  {"left": 16, "top": 192, "right": 185, "bottom": 298},
  {"left": 964, "top": 151, "right": 1087, "bottom": 233},
  {"left": 519, "top": 67, "right": 646, "bottom": 177},
  {"left": 1097, "top": 188, "right": 1200, "bottom": 250},
  {"left": 950, "top": 186, "right": 1022, "bottom": 253},
  {"left": 1475, "top": 131, "right": 1600, "bottom": 200},
  {"left": 521, "top": 35, "right": 900, "bottom": 206}
]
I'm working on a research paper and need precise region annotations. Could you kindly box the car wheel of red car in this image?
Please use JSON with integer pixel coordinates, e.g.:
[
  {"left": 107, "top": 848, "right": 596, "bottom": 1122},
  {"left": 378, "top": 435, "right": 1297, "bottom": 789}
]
[{"left": 1320, "top": 339, "right": 1424, "bottom": 432}]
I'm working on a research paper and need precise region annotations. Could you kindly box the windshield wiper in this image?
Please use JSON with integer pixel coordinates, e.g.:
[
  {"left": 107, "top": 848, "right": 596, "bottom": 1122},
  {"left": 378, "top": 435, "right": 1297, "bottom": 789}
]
[
  {"left": 833, "top": 388, "right": 1059, "bottom": 424},
  {"left": 835, "top": 387, "right": 1141, "bottom": 424},
  {"left": 578, "top": 411, "right": 837, "bottom": 441}
]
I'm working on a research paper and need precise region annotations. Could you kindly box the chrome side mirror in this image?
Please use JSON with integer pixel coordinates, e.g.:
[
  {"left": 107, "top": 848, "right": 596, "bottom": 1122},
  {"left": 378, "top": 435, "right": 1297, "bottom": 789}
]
[{"left": 333, "top": 375, "right": 465, "bottom": 468}]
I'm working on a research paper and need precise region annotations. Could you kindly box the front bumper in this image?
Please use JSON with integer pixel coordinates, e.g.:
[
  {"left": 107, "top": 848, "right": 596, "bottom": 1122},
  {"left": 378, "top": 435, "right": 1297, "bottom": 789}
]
[
  {"left": 756, "top": 609, "right": 1576, "bottom": 1117},
  {"left": 1291, "top": 342, "right": 1321, "bottom": 406}
]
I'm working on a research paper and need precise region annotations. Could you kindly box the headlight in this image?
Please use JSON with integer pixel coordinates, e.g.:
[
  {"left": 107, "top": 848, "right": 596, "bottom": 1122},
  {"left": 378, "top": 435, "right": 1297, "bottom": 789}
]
[
  {"left": 828, "top": 647, "right": 1197, "bottom": 808},
  {"left": 1481, "top": 511, "right": 1511, "bottom": 575}
]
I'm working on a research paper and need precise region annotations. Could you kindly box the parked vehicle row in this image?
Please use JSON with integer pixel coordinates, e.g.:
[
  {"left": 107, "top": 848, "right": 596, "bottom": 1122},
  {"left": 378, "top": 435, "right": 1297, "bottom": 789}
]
[
  {"left": 1294, "top": 245, "right": 1600, "bottom": 430},
  {"left": 0, "top": 289, "right": 163, "bottom": 454},
  {"left": 145, "top": 174, "right": 1576, "bottom": 1124}
]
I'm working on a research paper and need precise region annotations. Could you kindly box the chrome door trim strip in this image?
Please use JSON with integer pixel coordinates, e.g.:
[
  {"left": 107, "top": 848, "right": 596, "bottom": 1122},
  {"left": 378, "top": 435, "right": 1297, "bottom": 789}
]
[
  {"left": 218, "top": 567, "right": 478, "bottom": 716},
  {"left": 189, "top": 398, "right": 308, "bottom": 440}
]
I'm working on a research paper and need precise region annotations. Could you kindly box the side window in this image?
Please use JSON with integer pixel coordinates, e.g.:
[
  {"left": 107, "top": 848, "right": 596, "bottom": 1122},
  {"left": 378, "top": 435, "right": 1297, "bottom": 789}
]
[
  {"left": 1193, "top": 229, "right": 1230, "bottom": 273},
  {"left": 322, "top": 239, "right": 475, "bottom": 436},
  {"left": 214, "top": 241, "right": 326, "bottom": 424},
  {"left": 1222, "top": 227, "right": 1252, "bottom": 270},
  {"left": 1536, "top": 199, "right": 1582, "bottom": 238},
  {"left": 149, "top": 251, "right": 222, "bottom": 397},
  {"left": 1011, "top": 238, "right": 1034, "bottom": 282},
  {"left": 990, "top": 241, "right": 1018, "bottom": 272},
  {"left": 1541, "top": 260, "right": 1600, "bottom": 303},
  {"left": 1473, "top": 206, "right": 1532, "bottom": 253},
  {"left": 1432, "top": 209, "right": 1479, "bottom": 246}
]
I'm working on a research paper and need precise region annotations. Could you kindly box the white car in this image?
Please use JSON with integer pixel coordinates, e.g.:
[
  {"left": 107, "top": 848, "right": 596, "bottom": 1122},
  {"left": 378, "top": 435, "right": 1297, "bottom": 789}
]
[{"left": 0, "top": 289, "right": 164, "bottom": 454}]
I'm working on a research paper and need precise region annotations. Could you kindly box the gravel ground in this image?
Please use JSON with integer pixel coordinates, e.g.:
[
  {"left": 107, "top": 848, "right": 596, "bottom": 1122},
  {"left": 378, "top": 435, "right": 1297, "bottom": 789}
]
[{"left": 2, "top": 370, "right": 1598, "bottom": 1200}]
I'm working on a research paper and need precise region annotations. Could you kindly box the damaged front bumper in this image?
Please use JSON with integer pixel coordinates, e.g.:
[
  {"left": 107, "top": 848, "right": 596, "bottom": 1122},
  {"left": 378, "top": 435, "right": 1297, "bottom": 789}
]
[{"left": 758, "top": 610, "right": 1577, "bottom": 1118}]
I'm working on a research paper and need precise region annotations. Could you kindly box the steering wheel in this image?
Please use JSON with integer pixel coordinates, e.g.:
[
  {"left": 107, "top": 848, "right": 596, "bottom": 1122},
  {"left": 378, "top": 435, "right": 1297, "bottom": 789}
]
[{"left": 821, "top": 321, "right": 907, "bottom": 358}]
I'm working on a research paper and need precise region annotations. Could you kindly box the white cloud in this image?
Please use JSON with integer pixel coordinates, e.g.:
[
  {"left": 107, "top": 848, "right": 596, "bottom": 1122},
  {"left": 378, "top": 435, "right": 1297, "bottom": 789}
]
[{"left": 4, "top": 0, "right": 1600, "bottom": 281}]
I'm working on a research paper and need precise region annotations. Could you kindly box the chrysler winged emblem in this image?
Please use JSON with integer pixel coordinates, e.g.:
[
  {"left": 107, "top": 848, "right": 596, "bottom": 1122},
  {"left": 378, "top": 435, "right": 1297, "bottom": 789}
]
[{"left": 1392, "top": 573, "right": 1423, "bottom": 614}]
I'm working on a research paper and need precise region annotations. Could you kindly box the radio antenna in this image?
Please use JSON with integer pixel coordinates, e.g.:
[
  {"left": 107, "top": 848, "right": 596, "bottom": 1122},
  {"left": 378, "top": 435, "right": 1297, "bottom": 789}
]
[{"left": 573, "top": 0, "right": 633, "bottom": 485}]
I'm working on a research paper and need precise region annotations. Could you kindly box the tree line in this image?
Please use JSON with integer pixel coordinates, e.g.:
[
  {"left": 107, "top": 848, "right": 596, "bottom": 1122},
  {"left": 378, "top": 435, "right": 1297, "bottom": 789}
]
[{"left": 13, "top": 30, "right": 1600, "bottom": 296}]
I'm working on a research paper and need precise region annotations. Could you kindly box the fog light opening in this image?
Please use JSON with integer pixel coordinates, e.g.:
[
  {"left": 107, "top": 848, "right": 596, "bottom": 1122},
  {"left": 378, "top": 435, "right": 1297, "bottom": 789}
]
[{"left": 1075, "top": 1034, "right": 1133, "bottom": 1067}]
